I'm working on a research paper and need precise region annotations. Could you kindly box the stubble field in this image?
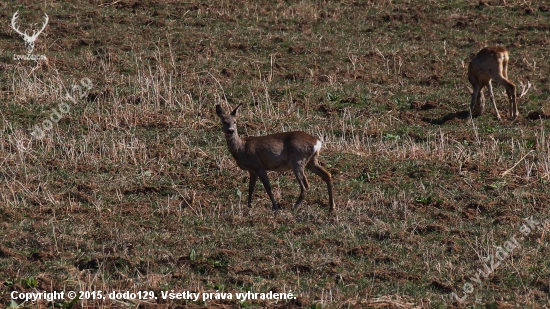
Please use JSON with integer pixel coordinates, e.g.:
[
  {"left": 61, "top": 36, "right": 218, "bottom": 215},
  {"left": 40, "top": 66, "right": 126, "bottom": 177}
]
[{"left": 1, "top": 0, "right": 550, "bottom": 308}]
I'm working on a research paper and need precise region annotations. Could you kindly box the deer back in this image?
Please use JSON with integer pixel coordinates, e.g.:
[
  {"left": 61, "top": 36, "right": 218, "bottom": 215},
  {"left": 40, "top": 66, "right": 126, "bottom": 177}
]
[{"left": 232, "top": 131, "right": 319, "bottom": 172}]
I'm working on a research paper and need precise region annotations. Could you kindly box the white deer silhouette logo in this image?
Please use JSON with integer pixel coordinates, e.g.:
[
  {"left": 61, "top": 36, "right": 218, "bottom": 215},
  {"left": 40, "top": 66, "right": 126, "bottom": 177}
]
[{"left": 11, "top": 11, "right": 49, "bottom": 54}]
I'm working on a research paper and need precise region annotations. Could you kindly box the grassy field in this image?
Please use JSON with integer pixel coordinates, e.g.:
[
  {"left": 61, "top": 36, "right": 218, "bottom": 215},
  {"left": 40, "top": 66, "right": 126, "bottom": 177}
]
[{"left": 1, "top": 0, "right": 550, "bottom": 308}]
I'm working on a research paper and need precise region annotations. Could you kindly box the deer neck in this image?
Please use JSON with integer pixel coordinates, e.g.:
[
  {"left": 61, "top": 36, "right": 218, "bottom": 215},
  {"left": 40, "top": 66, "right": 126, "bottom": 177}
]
[{"left": 224, "top": 131, "right": 245, "bottom": 157}]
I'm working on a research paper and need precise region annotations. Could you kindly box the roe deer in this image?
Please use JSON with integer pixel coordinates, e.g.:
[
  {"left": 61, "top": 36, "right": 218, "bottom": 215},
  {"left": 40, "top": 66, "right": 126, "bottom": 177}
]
[
  {"left": 215, "top": 104, "right": 335, "bottom": 212},
  {"left": 468, "top": 46, "right": 517, "bottom": 120}
]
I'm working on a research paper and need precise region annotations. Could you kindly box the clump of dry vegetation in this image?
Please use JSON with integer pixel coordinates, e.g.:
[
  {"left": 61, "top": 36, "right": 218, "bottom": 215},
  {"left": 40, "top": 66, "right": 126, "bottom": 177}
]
[{"left": 1, "top": 0, "right": 550, "bottom": 308}]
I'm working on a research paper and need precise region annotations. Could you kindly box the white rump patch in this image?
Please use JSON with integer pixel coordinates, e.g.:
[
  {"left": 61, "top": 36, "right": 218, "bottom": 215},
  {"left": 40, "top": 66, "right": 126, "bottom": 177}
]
[{"left": 313, "top": 140, "right": 322, "bottom": 153}]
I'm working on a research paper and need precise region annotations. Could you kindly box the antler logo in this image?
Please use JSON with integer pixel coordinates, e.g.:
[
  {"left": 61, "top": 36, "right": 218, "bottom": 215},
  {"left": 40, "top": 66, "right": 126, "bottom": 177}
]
[{"left": 11, "top": 11, "right": 49, "bottom": 54}]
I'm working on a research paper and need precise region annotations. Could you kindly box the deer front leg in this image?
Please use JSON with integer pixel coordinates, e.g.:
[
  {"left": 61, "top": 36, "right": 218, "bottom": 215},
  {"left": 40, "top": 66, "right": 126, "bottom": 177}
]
[
  {"left": 469, "top": 85, "right": 482, "bottom": 119},
  {"left": 247, "top": 172, "right": 258, "bottom": 208},
  {"left": 474, "top": 89, "right": 485, "bottom": 117},
  {"left": 256, "top": 168, "right": 280, "bottom": 211}
]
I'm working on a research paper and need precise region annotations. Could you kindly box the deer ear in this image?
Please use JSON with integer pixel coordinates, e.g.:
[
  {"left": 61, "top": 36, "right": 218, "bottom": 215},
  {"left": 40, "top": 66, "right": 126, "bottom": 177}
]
[
  {"left": 231, "top": 103, "right": 243, "bottom": 116},
  {"left": 215, "top": 105, "right": 224, "bottom": 118}
]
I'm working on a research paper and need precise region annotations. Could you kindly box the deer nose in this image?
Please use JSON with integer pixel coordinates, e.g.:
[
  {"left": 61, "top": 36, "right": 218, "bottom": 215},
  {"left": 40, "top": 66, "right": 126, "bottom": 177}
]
[{"left": 227, "top": 128, "right": 234, "bottom": 134}]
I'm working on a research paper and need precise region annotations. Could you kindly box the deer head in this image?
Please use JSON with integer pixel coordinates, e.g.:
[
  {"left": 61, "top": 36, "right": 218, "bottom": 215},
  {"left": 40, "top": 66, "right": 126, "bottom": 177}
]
[{"left": 11, "top": 11, "right": 49, "bottom": 54}]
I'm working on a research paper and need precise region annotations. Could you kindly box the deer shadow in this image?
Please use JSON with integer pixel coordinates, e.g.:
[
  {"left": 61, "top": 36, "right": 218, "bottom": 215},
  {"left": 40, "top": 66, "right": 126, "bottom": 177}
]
[{"left": 421, "top": 110, "right": 470, "bottom": 125}]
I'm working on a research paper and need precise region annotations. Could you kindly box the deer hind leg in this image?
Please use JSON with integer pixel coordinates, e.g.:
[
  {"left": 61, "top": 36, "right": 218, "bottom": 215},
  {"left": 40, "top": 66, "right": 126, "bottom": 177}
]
[
  {"left": 256, "top": 168, "right": 280, "bottom": 210},
  {"left": 306, "top": 157, "right": 335, "bottom": 212},
  {"left": 486, "top": 81, "right": 502, "bottom": 121},
  {"left": 290, "top": 160, "right": 309, "bottom": 211},
  {"left": 503, "top": 59, "right": 509, "bottom": 80},
  {"left": 247, "top": 172, "right": 258, "bottom": 208},
  {"left": 509, "top": 84, "right": 518, "bottom": 120},
  {"left": 494, "top": 75, "right": 517, "bottom": 120}
]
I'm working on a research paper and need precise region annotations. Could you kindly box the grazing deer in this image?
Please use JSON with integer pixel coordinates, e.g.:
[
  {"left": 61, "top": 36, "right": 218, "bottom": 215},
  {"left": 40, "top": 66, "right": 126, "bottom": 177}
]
[
  {"left": 468, "top": 46, "right": 517, "bottom": 120},
  {"left": 215, "top": 104, "right": 335, "bottom": 212}
]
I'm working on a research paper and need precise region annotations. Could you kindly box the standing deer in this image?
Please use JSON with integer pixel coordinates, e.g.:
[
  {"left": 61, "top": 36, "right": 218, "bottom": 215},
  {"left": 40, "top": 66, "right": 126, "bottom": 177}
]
[
  {"left": 468, "top": 46, "right": 517, "bottom": 120},
  {"left": 215, "top": 104, "right": 335, "bottom": 212}
]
